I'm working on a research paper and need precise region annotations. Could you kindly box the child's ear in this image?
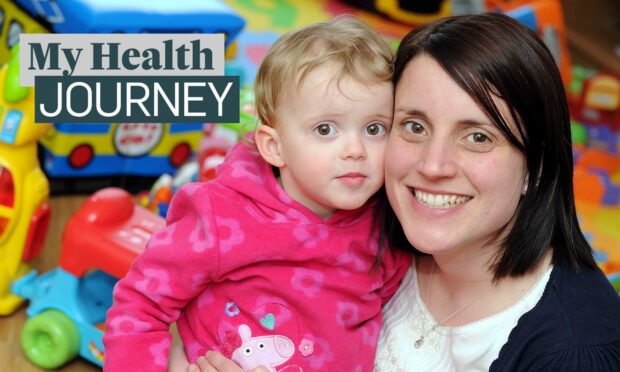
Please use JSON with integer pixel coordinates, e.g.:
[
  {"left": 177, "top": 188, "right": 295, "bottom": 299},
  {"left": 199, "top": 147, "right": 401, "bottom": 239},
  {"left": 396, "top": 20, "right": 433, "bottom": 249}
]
[{"left": 255, "top": 124, "right": 285, "bottom": 167}]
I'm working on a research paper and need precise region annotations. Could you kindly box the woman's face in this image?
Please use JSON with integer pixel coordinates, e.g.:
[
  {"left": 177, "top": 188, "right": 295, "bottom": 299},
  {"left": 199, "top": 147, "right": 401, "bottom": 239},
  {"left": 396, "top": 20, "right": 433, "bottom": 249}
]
[{"left": 385, "top": 55, "right": 527, "bottom": 258}]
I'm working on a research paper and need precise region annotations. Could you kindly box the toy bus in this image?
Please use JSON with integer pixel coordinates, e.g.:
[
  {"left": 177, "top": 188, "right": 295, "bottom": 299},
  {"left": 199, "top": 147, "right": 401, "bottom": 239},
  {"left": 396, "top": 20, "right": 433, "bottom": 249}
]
[
  {"left": 40, "top": 122, "right": 205, "bottom": 176},
  {"left": 13, "top": 0, "right": 243, "bottom": 42},
  {"left": 12, "top": 0, "right": 245, "bottom": 179}
]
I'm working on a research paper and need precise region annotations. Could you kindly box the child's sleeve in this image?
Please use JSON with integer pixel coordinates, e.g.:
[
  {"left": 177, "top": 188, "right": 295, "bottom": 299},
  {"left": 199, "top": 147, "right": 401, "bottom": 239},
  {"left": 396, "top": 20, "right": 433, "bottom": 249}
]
[
  {"left": 103, "top": 183, "right": 220, "bottom": 372},
  {"left": 378, "top": 247, "right": 412, "bottom": 305}
]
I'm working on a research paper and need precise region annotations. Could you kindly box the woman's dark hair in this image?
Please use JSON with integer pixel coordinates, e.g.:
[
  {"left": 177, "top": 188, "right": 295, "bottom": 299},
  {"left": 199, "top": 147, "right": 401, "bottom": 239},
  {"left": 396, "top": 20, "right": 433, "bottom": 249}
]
[{"left": 382, "top": 13, "right": 595, "bottom": 279}]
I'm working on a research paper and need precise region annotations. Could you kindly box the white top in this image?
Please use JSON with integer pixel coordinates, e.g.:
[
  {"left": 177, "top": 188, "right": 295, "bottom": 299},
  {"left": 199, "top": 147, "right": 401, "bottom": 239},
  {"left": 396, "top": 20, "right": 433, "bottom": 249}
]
[{"left": 375, "top": 260, "right": 552, "bottom": 372}]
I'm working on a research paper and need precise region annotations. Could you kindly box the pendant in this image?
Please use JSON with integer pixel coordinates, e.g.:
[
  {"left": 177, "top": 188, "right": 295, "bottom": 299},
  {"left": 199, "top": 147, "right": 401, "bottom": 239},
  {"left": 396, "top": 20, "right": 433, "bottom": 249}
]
[{"left": 414, "top": 335, "right": 424, "bottom": 348}]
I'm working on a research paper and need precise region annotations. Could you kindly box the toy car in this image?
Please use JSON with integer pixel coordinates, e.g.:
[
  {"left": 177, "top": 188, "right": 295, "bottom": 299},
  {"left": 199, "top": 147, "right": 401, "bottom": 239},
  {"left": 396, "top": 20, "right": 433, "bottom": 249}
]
[{"left": 12, "top": 187, "right": 165, "bottom": 369}]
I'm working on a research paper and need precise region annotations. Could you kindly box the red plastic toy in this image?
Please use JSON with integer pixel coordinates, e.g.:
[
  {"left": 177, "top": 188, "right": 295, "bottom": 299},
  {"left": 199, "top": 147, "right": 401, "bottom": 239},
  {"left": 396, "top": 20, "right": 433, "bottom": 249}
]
[{"left": 60, "top": 187, "right": 165, "bottom": 279}]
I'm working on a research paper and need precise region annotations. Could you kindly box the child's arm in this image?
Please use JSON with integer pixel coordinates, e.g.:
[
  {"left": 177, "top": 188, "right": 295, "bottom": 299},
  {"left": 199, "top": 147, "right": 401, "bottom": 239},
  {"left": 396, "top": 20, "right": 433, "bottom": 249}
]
[{"left": 103, "top": 183, "right": 220, "bottom": 372}]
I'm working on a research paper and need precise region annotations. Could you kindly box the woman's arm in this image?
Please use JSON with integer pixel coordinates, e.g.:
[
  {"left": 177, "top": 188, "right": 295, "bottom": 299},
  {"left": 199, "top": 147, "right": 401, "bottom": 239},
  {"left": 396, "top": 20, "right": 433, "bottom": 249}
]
[
  {"left": 166, "top": 327, "right": 266, "bottom": 372},
  {"left": 168, "top": 325, "right": 189, "bottom": 372}
]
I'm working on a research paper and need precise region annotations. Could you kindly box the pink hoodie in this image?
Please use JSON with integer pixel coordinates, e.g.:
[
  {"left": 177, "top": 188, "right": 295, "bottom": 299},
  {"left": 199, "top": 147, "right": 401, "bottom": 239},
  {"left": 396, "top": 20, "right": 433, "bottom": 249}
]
[{"left": 103, "top": 142, "right": 411, "bottom": 372}]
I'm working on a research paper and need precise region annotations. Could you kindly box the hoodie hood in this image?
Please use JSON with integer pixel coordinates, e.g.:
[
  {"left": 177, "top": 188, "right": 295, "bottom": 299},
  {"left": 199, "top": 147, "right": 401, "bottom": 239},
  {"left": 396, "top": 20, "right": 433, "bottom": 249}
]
[{"left": 215, "top": 140, "right": 372, "bottom": 225}]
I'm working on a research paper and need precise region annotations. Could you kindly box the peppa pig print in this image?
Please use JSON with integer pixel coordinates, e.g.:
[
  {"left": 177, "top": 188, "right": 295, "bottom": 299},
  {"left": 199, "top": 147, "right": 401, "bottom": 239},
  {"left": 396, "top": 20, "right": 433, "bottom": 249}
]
[{"left": 231, "top": 324, "right": 297, "bottom": 372}]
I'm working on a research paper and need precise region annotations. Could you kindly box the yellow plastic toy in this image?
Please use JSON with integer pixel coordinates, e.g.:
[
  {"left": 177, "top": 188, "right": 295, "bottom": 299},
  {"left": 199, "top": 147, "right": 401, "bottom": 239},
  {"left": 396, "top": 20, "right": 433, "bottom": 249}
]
[
  {"left": 376, "top": 0, "right": 452, "bottom": 25},
  {"left": 0, "top": 0, "right": 48, "bottom": 64},
  {"left": 0, "top": 46, "right": 52, "bottom": 315}
]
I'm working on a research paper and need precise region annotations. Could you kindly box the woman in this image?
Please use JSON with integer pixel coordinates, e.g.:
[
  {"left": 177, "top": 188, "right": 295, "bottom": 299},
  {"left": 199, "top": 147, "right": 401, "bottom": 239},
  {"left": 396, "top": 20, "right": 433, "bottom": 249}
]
[
  {"left": 178, "top": 13, "right": 620, "bottom": 372},
  {"left": 375, "top": 12, "right": 620, "bottom": 371}
]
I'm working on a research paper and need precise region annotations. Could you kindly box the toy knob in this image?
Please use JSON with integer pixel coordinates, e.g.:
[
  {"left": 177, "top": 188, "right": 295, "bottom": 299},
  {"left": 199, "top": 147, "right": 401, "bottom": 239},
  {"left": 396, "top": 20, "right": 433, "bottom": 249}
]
[{"left": 78, "top": 187, "right": 135, "bottom": 224}]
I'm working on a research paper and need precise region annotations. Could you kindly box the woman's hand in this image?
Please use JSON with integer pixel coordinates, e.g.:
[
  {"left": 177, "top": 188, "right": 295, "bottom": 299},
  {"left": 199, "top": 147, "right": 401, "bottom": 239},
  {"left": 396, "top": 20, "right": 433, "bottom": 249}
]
[{"left": 187, "top": 351, "right": 269, "bottom": 372}]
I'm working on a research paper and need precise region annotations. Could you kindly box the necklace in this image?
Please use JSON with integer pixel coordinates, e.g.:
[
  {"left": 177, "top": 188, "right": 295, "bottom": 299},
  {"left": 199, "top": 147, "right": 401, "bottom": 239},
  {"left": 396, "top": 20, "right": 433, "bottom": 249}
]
[{"left": 414, "top": 260, "right": 494, "bottom": 349}]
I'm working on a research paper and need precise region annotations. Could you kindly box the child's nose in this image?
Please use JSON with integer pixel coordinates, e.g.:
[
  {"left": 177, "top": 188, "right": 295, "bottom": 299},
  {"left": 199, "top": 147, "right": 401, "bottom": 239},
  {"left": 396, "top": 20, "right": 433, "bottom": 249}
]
[{"left": 341, "top": 136, "right": 367, "bottom": 160}]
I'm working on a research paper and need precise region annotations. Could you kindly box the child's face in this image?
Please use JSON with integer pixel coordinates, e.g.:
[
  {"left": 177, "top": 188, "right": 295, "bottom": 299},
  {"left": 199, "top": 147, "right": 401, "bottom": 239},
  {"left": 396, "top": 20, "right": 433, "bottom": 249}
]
[{"left": 274, "top": 63, "right": 393, "bottom": 219}]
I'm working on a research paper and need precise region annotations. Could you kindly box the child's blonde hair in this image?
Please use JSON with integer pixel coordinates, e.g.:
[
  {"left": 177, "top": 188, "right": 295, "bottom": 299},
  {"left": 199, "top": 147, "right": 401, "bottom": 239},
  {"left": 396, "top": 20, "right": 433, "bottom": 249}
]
[{"left": 254, "top": 16, "right": 394, "bottom": 128}]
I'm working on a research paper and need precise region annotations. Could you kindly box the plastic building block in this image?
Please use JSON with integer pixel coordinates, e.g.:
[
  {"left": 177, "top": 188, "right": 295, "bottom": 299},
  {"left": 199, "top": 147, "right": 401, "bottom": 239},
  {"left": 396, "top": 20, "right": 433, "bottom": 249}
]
[
  {"left": 574, "top": 167, "right": 605, "bottom": 204},
  {"left": 586, "top": 124, "right": 616, "bottom": 153},
  {"left": 571, "top": 121, "right": 587, "bottom": 148},
  {"left": 576, "top": 73, "right": 620, "bottom": 131},
  {"left": 576, "top": 148, "right": 620, "bottom": 176},
  {"left": 496, "top": 0, "right": 572, "bottom": 85}
]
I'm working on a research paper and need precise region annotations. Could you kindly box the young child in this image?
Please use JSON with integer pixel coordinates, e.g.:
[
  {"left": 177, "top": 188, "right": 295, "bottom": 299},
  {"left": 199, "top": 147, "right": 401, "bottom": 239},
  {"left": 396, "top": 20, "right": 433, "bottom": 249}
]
[{"left": 103, "top": 17, "right": 411, "bottom": 372}]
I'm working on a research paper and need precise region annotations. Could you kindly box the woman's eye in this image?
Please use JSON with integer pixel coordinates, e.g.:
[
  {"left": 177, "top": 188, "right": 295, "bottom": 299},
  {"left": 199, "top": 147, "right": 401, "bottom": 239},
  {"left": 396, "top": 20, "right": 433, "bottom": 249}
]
[
  {"left": 366, "top": 122, "right": 385, "bottom": 136},
  {"left": 315, "top": 123, "right": 335, "bottom": 136},
  {"left": 403, "top": 121, "right": 425, "bottom": 134},
  {"left": 462, "top": 131, "right": 496, "bottom": 152},
  {"left": 467, "top": 132, "right": 490, "bottom": 143}
]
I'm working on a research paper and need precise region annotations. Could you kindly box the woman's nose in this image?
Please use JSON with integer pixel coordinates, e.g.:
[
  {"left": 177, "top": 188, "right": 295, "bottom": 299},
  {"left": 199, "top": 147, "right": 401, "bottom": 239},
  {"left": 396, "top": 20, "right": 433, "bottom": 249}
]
[{"left": 417, "top": 138, "right": 457, "bottom": 180}]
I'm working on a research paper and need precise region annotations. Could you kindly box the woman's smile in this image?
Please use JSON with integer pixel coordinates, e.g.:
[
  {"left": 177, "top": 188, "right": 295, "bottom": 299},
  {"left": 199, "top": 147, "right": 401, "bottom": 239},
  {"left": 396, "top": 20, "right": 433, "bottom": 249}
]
[{"left": 411, "top": 188, "right": 472, "bottom": 209}]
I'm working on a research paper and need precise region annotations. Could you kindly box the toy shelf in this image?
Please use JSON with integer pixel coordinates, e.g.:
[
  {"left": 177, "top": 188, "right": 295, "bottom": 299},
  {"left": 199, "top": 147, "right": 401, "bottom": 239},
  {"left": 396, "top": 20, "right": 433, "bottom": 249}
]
[{"left": 561, "top": 0, "right": 620, "bottom": 75}]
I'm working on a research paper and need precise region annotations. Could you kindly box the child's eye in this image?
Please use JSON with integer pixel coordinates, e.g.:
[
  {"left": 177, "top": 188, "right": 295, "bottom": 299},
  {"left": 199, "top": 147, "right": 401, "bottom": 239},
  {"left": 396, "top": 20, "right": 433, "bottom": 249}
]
[
  {"left": 365, "top": 122, "right": 386, "bottom": 136},
  {"left": 314, "top": 123, "right": 336, "bottom": 136}
]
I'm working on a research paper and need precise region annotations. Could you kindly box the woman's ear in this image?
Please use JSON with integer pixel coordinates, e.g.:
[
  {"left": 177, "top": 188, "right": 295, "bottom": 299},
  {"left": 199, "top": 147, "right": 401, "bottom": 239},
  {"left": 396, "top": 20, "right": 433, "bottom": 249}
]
[
  {"left": 255, "top": 124, "right": 285, "bottom": 167},
  {"left": 522, "top": 172, "right": 529, "bottom": 195}
]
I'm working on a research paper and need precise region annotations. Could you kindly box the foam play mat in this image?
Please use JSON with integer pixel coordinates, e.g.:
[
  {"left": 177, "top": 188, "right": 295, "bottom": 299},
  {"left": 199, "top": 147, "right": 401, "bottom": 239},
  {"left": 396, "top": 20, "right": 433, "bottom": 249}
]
[{"left": 223, "top": 0, "right": 412, "bottom": 84}]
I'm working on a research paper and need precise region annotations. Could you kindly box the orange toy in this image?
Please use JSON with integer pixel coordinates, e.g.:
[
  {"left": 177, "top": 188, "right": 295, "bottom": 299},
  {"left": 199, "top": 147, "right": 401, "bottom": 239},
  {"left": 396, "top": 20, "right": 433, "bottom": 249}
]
[
  {"left": 574, "top": 167, "right": 605, "bottom": 204},
  {"left": 576, "top": 148, "right": 620, "bottom": 175},
  {"left": 490, "top": 0, "right": 572, "bottom": 85}
]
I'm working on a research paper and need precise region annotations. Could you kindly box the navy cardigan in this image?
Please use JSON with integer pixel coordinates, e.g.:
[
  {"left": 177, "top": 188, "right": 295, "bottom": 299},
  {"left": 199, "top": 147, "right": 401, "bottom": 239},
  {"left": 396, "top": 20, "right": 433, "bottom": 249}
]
[{"left": 490, "top": 264, "right": 620, "bottom": 371}]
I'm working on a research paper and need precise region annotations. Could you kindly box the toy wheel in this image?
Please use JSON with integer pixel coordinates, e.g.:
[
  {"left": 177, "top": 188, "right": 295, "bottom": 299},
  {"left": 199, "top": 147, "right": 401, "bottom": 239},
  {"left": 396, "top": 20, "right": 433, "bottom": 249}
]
[
  {"left": 170, "top": 142, "right": 191, "bottom": 167},
  {"left": 69, "top": 144, "right": 94, "bottom": 169},
  {"left": 21, "top": 310, "right": 80, "bottom": 369}
]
